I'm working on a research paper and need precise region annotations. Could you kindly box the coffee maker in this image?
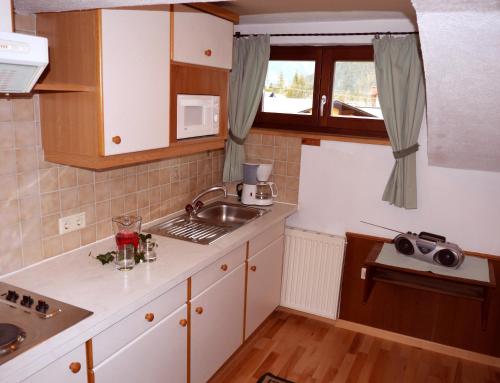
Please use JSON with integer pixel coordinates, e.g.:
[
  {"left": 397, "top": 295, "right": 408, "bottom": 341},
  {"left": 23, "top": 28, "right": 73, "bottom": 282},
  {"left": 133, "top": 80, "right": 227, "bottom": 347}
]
[{"left": 238, "top": 163, "right": 278, "bottom": 206}]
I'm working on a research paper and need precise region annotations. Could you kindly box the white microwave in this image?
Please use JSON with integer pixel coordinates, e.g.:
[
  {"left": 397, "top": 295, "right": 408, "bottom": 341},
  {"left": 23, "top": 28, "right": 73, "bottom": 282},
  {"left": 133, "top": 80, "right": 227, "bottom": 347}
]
[{"left": 177, "top": 94, "right": 220, "bottom": 139}]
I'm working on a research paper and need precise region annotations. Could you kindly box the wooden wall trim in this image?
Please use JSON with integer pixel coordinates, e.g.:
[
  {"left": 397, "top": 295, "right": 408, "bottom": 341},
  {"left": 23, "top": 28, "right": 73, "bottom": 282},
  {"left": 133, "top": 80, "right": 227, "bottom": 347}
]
[{"left": 336, "top": 319, "right": 500, "bottom": 368}]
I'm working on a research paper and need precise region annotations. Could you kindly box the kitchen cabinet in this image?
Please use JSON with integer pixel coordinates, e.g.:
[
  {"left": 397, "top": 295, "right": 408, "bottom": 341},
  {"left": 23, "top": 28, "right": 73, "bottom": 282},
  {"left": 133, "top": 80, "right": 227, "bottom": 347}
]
[
  {"left": 36, "top": 6, "right": 234, "bottom": 170},
  {"left": 190, "top": 263, "right": 245, "bottom": 383},
  {"left": 93, "top": 304, "right": 188, "bottom": 383},
  {"left": 22, "top": 344, "right": 86, "bottom": 383},
  {"left": 246, "top": 235, "right": 285, "bottom": 339},
  {"left": 173, "top": 5, "right": 233, "bottom": 69}
]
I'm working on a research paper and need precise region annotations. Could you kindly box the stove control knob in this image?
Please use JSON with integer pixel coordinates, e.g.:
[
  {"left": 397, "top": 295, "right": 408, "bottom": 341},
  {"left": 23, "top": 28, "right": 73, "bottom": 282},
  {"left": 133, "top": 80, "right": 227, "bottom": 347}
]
[
  {"left": 6, "top": 290, "right": 19, "bottom": 303},
  {"left": 36, "top": 300, "right": 49, "bottom": 313},
  {"left": 21, "top": 295, "right": 34, "bottom": 308}
]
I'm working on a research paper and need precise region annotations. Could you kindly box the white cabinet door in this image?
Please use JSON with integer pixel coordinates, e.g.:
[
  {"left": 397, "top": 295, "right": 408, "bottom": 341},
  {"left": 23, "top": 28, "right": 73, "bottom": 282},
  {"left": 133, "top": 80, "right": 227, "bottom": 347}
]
[
  {"left": 173, "top": 5, "right": 233, "bottom": 69},
  {"left": 22, "top": 344, "right": 87, "bottom": 383},
  {"left": 190, "top": 263, "right": 245, "bottom": 383},
  {"left": 101, "top": 10, "right": 170, "bottom": 156},
  {"left": 93, "top": 304, "right": 188, "bottom": 383},
  {"left": 246, "top": 236, "right": 284, "bottom": 339}
]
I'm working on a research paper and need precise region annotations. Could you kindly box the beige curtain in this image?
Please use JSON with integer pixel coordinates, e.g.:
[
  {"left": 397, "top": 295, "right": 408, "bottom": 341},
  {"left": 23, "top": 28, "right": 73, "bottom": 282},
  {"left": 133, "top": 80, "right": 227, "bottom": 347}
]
[
  {"left": 373, "top": 35, "right": 426, "bottom": 209},
  {"left": 223, "top": 35, "right": 270, "bottom": 182}
]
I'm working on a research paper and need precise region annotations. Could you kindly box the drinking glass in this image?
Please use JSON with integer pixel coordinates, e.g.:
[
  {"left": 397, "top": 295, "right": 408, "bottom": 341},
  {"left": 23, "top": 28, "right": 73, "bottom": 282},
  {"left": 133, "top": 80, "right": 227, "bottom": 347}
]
[{"left": 115, "top": 244, "right": 135, "bottom": 271}]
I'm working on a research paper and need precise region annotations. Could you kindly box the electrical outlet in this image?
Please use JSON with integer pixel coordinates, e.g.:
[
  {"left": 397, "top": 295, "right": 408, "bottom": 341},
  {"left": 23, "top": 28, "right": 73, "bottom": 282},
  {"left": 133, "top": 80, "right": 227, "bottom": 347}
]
[
  {"left": 59, "top": 213, "right": 86, "bottom": 234},
  {"left": 360, "top": 267, "right": 366, "bottom": 280}
]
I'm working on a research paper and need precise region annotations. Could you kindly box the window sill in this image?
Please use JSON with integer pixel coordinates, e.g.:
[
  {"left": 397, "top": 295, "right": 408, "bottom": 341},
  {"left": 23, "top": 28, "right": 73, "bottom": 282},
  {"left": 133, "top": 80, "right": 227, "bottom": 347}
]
[{"left": 251, "top": 126, "right": 391, "bottom": 146}]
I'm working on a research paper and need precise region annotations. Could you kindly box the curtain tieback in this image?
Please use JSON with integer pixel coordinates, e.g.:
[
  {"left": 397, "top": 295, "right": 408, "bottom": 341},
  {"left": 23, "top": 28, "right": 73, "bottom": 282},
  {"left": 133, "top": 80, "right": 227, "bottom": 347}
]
[
  {"left": 393, "top": 143, "right": 419, "bottom": 159},
  {"left": 228, "top": 130, "right": 246, "bottom": 146}
]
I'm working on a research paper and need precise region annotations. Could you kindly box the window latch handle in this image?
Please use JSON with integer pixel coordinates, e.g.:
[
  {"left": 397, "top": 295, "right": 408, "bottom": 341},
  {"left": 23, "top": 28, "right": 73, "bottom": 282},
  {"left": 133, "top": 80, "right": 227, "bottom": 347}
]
[{"left": 320, "top": 95, "right": 327, "bottom": 117}]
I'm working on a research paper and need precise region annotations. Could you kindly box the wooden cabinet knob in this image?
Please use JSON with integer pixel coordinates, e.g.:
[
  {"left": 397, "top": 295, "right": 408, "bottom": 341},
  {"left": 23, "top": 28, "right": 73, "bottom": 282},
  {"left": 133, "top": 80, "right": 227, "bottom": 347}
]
[
  {"left": 250, "top": 265, "right": 257, "bottom": 272},
  {"left": 195, "top": 306, "right": 203, "bottom": 315},
  {"left": 112, "top": 136, "right": 121, "bottom": 144},
  {"left": 145, "top": 312, "right": 155, "bottom": 322},
  {"left": 69, "top": 362, "right": 81, "bottom": 374},
  {"left": 220, "top": 264, "right": 228, "bottom": 272},
  {"left": 179, "top": 318, "right": 188, "bottom": 327},
  {"left": 204, "top": 49, "right": 212, "bottom": 57}
]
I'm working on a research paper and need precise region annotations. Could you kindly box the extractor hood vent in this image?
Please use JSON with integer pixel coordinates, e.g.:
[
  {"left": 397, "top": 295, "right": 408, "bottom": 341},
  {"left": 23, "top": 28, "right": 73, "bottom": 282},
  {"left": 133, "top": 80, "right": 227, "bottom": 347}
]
[{"left": 0, "top": 32, "right": 48, "bottom": 94}]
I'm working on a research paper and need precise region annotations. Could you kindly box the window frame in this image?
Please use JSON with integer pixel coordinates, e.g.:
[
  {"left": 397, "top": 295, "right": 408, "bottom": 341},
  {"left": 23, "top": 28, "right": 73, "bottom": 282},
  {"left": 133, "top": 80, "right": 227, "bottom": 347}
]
[{"left": 253, "top": 45, "right": 388, "bottom": 139}]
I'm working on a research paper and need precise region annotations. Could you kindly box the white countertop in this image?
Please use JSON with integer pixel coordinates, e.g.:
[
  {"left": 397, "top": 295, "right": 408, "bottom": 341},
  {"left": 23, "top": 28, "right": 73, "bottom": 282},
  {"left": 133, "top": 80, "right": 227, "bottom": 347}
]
[{"left": 0, "top": 198, "right": 296, "bottom": 382}]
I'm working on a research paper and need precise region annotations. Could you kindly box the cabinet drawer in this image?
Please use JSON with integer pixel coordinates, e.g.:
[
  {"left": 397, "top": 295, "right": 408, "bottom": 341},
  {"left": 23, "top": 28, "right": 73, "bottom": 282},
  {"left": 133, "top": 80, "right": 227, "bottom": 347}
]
[
  {"left": 191, "top": 244, "right": 246, "bottom": 298},
  {"left": 92, "top": 280, "right": 186, "bottom": 366},
  {"left": 93, "top": 304, "right": 188, "bottom": 383},
  {"left": 22, "top": 344, "right": 86, "bottom": 383},
  {"left": 248, "top": 221, "right": 285, "bottom": 258},
  {"left": 173, "top": 5, "right": 233, "bottom": 69}
]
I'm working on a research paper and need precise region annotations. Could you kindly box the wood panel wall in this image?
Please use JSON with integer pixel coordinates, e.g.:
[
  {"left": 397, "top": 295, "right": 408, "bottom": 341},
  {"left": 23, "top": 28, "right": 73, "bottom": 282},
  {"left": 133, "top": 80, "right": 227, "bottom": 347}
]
[{"left": 339, "top": 232, "right": 500, "bottom": 357}]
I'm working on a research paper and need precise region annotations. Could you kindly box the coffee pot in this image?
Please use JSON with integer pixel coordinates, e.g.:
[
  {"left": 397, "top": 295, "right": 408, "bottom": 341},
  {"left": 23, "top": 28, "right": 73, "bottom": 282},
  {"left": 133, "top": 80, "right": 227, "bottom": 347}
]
[{"left": 237, "top": 163, "right": 278, "bottom": 206}]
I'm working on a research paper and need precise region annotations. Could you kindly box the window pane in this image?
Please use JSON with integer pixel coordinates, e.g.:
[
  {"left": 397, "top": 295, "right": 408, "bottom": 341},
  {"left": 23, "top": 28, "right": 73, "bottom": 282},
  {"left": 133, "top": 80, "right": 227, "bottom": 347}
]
[
  {"left": 331, "top": 61, "right": 382, "bottom": 119},
  {"left": 262, "top": 60, "right": 315, "bottom": 115}
]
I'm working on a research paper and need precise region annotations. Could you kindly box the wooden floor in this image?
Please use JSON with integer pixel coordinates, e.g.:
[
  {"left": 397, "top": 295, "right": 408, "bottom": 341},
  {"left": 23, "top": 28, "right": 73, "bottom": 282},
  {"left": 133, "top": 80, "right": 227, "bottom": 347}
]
[{"left": 209, "top": 310, "right": 500, "bottom": 383}]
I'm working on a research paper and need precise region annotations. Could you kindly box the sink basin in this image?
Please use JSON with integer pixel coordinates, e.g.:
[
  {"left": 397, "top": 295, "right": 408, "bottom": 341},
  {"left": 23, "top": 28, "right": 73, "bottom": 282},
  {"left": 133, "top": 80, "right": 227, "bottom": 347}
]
[
  {"left": 194, "top": 201, "right": 264, "bottom": 228},
  {"left": 145, "top": 201, "right": 267, "bottom": 244}
]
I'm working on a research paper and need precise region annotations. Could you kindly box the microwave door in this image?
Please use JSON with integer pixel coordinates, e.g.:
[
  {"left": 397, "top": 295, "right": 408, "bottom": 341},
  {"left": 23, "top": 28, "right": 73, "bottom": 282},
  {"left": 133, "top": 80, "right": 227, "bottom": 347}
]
[{"left": 178, "top": 101, "right": 207, "bottom": 139}]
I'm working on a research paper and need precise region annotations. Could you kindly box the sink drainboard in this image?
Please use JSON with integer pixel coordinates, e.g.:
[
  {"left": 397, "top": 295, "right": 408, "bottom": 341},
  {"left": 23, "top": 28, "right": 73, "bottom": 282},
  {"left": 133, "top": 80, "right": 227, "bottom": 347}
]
[{"left": 147, "top": 219, "right": 229, "bottom": 245}]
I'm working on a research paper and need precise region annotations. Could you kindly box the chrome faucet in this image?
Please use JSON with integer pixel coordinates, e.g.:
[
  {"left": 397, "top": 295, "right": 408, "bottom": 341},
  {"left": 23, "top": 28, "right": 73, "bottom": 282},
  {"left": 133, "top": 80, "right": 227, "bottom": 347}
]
[{"left": 189, "top": 185, "right": 227, "bottom": 215}]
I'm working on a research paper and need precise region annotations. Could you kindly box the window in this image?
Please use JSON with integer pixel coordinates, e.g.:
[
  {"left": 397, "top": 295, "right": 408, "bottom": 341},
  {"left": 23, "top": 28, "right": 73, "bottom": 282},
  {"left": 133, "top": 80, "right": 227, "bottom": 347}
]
[{"left": 254, "top": 46, "right": 387, "bottom": 139}]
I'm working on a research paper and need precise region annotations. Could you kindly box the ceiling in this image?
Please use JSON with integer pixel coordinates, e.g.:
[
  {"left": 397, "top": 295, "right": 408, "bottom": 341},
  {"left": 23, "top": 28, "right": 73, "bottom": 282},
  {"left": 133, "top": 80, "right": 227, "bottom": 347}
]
[{"left": 216, "top": 0, "right": 416, "bottom": 20}]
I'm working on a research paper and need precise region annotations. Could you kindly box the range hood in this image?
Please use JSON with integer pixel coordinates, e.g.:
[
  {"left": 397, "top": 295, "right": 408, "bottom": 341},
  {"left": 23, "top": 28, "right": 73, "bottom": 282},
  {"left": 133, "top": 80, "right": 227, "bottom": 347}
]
[{"left": 0, "top": 32, "right": 48, "bottom": 93}]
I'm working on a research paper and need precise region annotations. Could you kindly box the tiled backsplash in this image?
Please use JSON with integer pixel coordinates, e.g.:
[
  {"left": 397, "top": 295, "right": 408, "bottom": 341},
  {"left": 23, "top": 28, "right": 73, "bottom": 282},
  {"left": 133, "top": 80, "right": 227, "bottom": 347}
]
[
  {"left": 244, "top": 132, "right": 301, "bottom": 204},
  {"left": 0, "top": 92, "right": 224, "bottom": 275}
]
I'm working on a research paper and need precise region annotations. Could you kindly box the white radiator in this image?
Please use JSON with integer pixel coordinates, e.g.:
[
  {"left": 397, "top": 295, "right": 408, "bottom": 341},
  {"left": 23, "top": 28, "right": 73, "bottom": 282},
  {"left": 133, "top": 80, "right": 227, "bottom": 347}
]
[{"left": 281, "top": 227, "right": 346, "bottom": 319}]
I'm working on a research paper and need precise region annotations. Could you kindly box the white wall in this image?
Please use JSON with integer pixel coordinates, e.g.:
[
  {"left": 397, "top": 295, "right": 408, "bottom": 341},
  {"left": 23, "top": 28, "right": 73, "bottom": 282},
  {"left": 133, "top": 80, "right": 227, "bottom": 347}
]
[{"left": 286, "top": 124, "right": 500, "bottom": 255}]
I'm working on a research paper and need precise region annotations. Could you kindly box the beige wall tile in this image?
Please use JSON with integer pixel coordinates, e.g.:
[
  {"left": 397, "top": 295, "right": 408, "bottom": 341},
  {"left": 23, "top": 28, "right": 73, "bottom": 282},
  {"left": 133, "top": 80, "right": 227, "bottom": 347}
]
[
  {"left": 39, "top": 168, "right": 59, "bottom": 193},
  {"left": 62, "top": 231, "right": 80, "bottom": 252},
  {"left": 0, "top": 100, "right": 12, "bottom": 121},
  {"left": 0, "top": 175, "right": 17, "bottom": 201},
  {"left": 149, "top": 187, "right": 161, "bottom": 205},
  {"left": 80, "top": 225, "right": 97, "bottom": 246},
  {"left": 110, "top": 197, "right": 125, "bottom": 216},
  {"left": 16, "top": 148, "right": 37, "bottom": 172},
  {"left": 109, "top": 177, "right": 125, "bottom": 198},
  {"left": 287, "top": 147, "right": 302, "bottom": 163},
  {"left": 108, "top": 168, "right": 124, "bottom": 179},
  {"left": 43, "top": 236, "right": 63, "bottom": 258},
  {"left": 19, "top": 196, "right": 41, "bottom": 221},
  {"left": 286, "top": 162, "right": 301, "bottom": 177},
  {"left": 77, "top": 169, "right": 94, "bottom": 185},
  {"left": 124, "top": 193, "right": 137, "bottom": 212},
  {"left": 95, "top": 181, "right": 111, "bottom": 202},
  {"left": 137, "top": 190, "right": 149, "bottom": 209},
  {"left": 124, "top": 175, "right": 137, "bottom": 194},
  {"left": 21, "top": 218, "right": 42, "bottom": 243},
  {"left": 78, "top": 184, "right": 95, "bottom": 206},
  {"left": 80, "top": 204, "right": 96, "bottom": 225},
  {"left": 22, "top": 240, "right": 44, "bottom": 266},
  {"left": 42, "top": 213, "right": 60, "bottom": 238},
  {"left": 0, "top": 122, "right": 15, "bottom": 149},
  {"left": 14, "top": 121, "right": 36, "bottom": 147},
  {"left": 95, "top": 201, "right": 111, "bottom": 221},
  {"left": 60, "top": 188, "right": 79, "bottom": 210},
  {"left": 12, "top": 98, "right": 34, "bottom": 121},
  {"left": 0, "top": 249, "right": 23, "bottom": 274},
  {"left": 94, "top": 171, "right": 108, "bottom": 182},
  {"left": 17, "top": 171, "right": 38, "bottom": 197},
  {"left": 137, "top": 172, "right": 149, "bottom": 191},
  {"left": 96, "top": 221, "right": 112, "bottom": 240},
  {"left": 59, "top": 167, "right": 77, "bottom": 189},
  {"left": 0, "top": 149, "right": 16, "bottom": 175},
  {"left": 41, "top": 192, "right": 60, "bottom": 215}
]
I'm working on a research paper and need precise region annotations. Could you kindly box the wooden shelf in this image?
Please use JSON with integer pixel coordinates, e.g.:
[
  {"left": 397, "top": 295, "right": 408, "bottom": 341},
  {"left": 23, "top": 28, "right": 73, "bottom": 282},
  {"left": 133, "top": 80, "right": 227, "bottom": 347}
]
[{"left": 33, "top": 82, "right": 95, "bottom": 92}]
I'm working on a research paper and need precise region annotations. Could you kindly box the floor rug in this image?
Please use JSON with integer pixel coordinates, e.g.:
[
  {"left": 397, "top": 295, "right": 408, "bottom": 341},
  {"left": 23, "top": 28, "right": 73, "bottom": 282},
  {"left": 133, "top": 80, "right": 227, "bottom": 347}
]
[{"left": 257, "top": 372, "right": 295, "bottom": 383}]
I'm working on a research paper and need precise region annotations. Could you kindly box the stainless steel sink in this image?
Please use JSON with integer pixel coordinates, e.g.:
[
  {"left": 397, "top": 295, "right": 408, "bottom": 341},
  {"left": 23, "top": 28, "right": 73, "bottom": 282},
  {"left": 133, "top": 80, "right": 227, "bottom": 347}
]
[{"left": 145, "top": 201, "right": 267, "bottom": 244}]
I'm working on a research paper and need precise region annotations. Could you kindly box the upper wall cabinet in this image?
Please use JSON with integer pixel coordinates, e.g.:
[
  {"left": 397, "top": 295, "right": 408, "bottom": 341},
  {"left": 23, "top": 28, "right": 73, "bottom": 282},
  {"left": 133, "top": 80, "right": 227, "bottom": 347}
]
[
  {"left": 36, "top": 5, "right": 236, "bottom": 170},
  {"left": 173, "top": 5, "right": 233, "bottom": 69}
]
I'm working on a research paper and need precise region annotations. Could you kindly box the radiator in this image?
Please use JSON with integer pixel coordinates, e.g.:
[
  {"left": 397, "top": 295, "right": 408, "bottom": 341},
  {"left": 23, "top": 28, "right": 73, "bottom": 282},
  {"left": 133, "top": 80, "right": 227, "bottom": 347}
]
[{"left": 281, "top": 227, "right": 346, "bottom": 319}]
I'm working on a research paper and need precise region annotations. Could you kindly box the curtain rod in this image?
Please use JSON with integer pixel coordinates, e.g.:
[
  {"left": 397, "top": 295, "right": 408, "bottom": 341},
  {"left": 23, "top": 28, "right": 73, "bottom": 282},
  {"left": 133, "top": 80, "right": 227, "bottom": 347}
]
[{"left": 234, "top": 31, "right": 418, "bottom": 38}]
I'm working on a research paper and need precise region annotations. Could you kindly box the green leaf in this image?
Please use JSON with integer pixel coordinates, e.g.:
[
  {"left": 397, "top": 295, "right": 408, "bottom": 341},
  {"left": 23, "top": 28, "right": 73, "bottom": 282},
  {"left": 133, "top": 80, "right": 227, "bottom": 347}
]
[
  {"left": 95, "top": 251, "right": 116, "bottom": 265},
  {"left": 134, "top": 252, "right": 145, "bottom": 264}
]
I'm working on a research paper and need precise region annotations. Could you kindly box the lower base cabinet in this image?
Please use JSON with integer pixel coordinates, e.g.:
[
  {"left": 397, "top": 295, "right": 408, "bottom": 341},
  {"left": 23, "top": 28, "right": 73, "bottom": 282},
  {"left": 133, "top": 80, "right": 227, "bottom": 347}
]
[
  {"left": 246, "top": 236, "right": 284, "bottom": 339},
  {"left": 93, "top": 304, "right": 188, "bottom": 383},
  {"left": 22, "top": 344, "right": 87, "bottom": 382},
  {"left": 190, "top": 263, "right": 245, "bottom": 383}
]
